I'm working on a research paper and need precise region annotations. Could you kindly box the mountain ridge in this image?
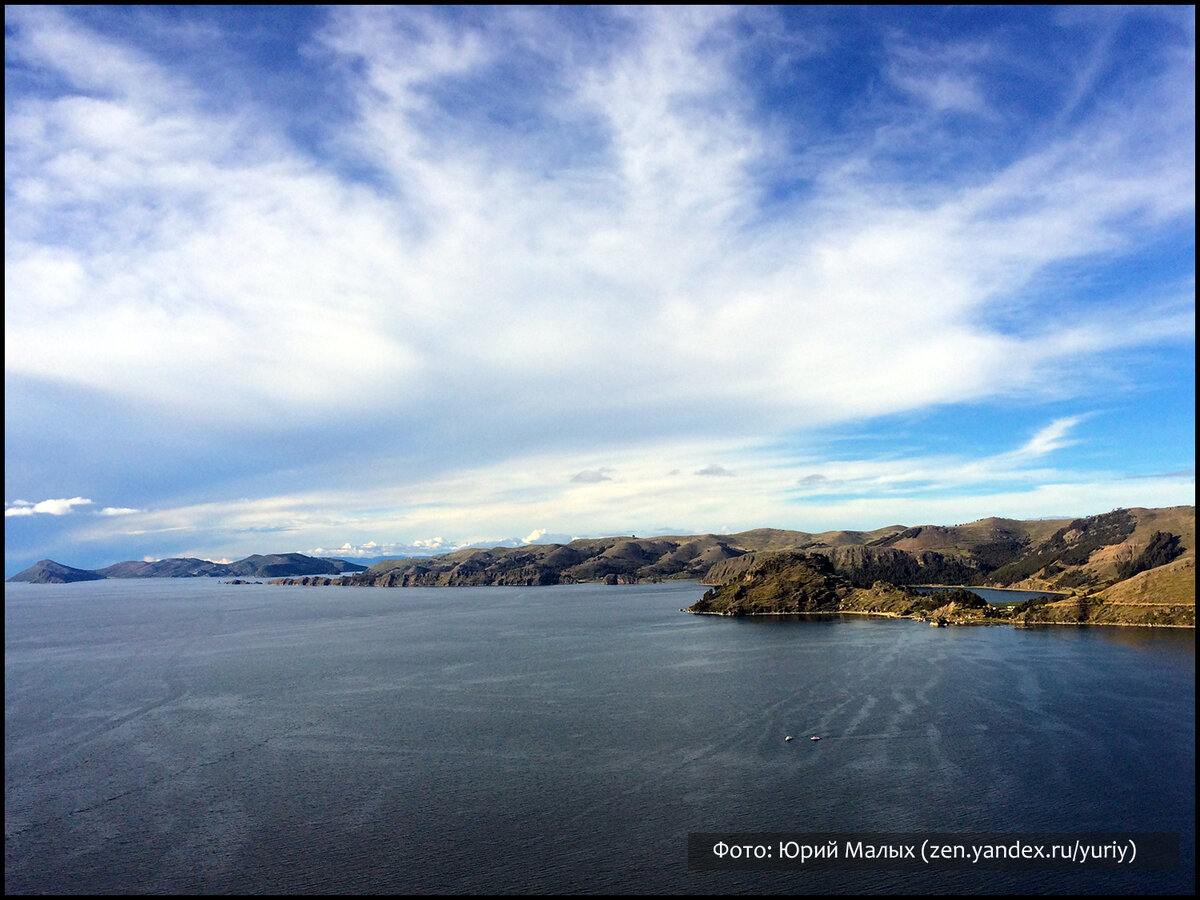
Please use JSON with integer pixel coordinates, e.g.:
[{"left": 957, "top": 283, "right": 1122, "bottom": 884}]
[
  {"left": 271, "top": 507, "right": 1194, "bottom": 598},
  {"left": 10, "top": 507, "right": 1193, "bottom": 599},
  {"left": 8, "top": 552, "right": 366, "bottom": 583}
]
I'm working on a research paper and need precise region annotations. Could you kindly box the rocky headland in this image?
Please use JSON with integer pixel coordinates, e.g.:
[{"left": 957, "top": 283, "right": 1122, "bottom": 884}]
[{"left": 687, "top": 549, "right": 1194, "bottom": 628}]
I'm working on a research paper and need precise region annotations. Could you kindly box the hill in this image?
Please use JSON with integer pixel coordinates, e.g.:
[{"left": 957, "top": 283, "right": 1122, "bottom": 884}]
[
  {"left": 5, "top": 559, "right": 107, "bottom": 584},
  {"left": 97, "top": 558, "right": 232, "bottom": 578},
  {"left": 12, "top": 507, "right": 1193, "bottom": 611},
  {"left": 1014, "top": 556, "right": 1196, "bottom": 628},
  {"left": 700, "top": 507, "right": 1195, "bottom": 596},
  {"left": 687, "top": 548, "right": 1193, "bottom": 628},
  {"left": 7, "top": 553, "right": 366, "bottom": 584},
  {"left": 225, "top": 554, "right": 365, "bottom": 578},
  {"left": 685, "top": 553, "right": 992, "bottom": 622},
  {"left": 273, "top": 507, "right": 1195, "bottom": 597},
  {"left": 981, "top": 506, "right": 1194, "bottom": 592},
  {"left": 702, "top": 545, "right": 987, "bottom": 588},
  {"left": 274, "top": 506, "right": 1193, "bottom": 628}
]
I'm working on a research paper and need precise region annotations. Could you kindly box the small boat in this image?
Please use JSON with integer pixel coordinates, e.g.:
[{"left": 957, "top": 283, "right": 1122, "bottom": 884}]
[
  {"left": 785, "top": 735, "right": 794, "bottom": 742},
  {"left": 810, "top": 735, "right": 821, "bottom": 741}
]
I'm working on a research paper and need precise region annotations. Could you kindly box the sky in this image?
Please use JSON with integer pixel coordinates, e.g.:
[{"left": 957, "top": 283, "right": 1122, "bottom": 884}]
[{"left": 4, "top": 5, "right": 1195, "bottom": 575}]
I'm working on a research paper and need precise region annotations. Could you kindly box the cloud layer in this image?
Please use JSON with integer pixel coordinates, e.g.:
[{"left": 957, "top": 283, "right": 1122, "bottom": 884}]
[{"left": 4, "top": 6, "right": 1194, "bottom": 570}]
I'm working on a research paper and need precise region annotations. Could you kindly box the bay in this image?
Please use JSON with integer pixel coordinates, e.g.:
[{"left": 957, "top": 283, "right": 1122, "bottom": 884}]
[
  {"left": 5, "top": 579, "right": 1194, "bottom": 894},
  {"left": 914, "top": 586, "right": 1068, "bottom": 604}
]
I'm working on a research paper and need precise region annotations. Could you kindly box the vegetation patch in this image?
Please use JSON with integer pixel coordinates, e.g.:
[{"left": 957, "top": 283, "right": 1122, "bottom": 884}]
[
  {"left": 987, "top": 509, "right": 1136, "bottom": 585},
  {"left": 1116, "top": 531, "right": 1185, "bottom": 580}
]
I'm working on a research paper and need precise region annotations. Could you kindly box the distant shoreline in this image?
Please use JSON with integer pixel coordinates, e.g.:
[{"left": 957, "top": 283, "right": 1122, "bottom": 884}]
[{"left": 683, "top": 608, "right": 1194, "bottom": 629}]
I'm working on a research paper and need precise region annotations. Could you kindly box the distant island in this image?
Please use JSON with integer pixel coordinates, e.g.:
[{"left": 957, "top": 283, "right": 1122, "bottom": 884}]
[
  {"left": 6, "top": 553, "right": 366, "bottom": 584},
  {"left": 9, "top": 507, "right": 1194, "bottom": 628}
]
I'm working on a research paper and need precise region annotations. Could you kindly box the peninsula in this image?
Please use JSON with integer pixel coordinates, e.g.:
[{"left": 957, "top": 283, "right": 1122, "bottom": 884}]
[{"left": 686, "top": 550, "right": 1195, "bottom": 628}]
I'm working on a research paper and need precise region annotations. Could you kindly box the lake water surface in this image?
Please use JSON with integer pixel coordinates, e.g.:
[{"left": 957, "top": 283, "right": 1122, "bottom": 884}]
[
  {"left": 914, "top": 586, "right": 1067, "bottom": 604},
  {"left": 5, "top": 579, "right": 1194, "bottom": 894}
]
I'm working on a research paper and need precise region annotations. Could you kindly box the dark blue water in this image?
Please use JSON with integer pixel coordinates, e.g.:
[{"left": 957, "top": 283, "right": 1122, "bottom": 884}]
[
  {"left": 5, "top": 580, "right": 1194, "bottom": 894},
  {"left": 915, "top": 586, "right": 1067, "bottom": 604}
]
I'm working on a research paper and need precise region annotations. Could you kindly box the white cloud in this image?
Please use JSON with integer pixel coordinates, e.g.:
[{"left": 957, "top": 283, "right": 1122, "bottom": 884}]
[
  {"left": 5, "top": 497, "right": 93, "bottom": 517},
  {"left": 1005, "top": 416, "right": 1087, "bottom": 461},
  {"left": 885, "top": 37, "right": 993, "bottom": 115},
  {"left": 571, "top": 468, "right": 613, "bottom": 483},
  {"left": 305, "top": 539, "right": 441, "bottom": 559},
  {"left": 49, "top": 414, "right": 1174, "bottom": 562},
  {"left": 6, "top": 6, "right": 1190, "bottom": 439},
  {"left": 50, "top": 424, "right": 1196, "bottom": 564}
]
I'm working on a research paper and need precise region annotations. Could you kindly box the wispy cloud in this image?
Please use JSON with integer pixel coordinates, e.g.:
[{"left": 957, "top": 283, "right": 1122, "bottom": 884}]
[
  {"left": 885, "top": 35, "right": 994, "bottom": 116},
  {"left": 6, "top": 7, "right": 1191, "bottom": 432},
  {"left": 1003, "top": 416, "right": 1089, "bottom": 461},
  {"left": 46, "top": 416, "right": 1193, "bottom": 563},
  {"left": 1123, "top": 468, "right": 1196, "bottom": 481},
  {"left": 571, "top": 468, "right": 614, "bottom": 484}
]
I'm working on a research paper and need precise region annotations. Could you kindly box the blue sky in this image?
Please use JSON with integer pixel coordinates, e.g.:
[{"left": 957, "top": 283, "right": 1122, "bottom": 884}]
[{"left": 4, "top": 6, "right": 1194, "bottom": 574}]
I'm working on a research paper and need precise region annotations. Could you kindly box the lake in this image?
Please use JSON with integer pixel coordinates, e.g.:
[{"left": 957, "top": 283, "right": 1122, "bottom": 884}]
[
  {"left": 5, "top": 579, "right": 1194, "bottom": 894},
  {"left": 914, "top": 586, "right": 1068, "bottom": 604}
]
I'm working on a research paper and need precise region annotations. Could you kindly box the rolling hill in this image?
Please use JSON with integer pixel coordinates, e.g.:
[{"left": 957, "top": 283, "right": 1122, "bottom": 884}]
[{"left": 7, "top": 553, "right": 366, "bottom": 583}]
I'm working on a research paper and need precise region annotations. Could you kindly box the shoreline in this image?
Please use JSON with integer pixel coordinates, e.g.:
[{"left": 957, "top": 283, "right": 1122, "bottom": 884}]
[{"left": 683, "top": 608, "right": 1195, "bottom": 629}]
